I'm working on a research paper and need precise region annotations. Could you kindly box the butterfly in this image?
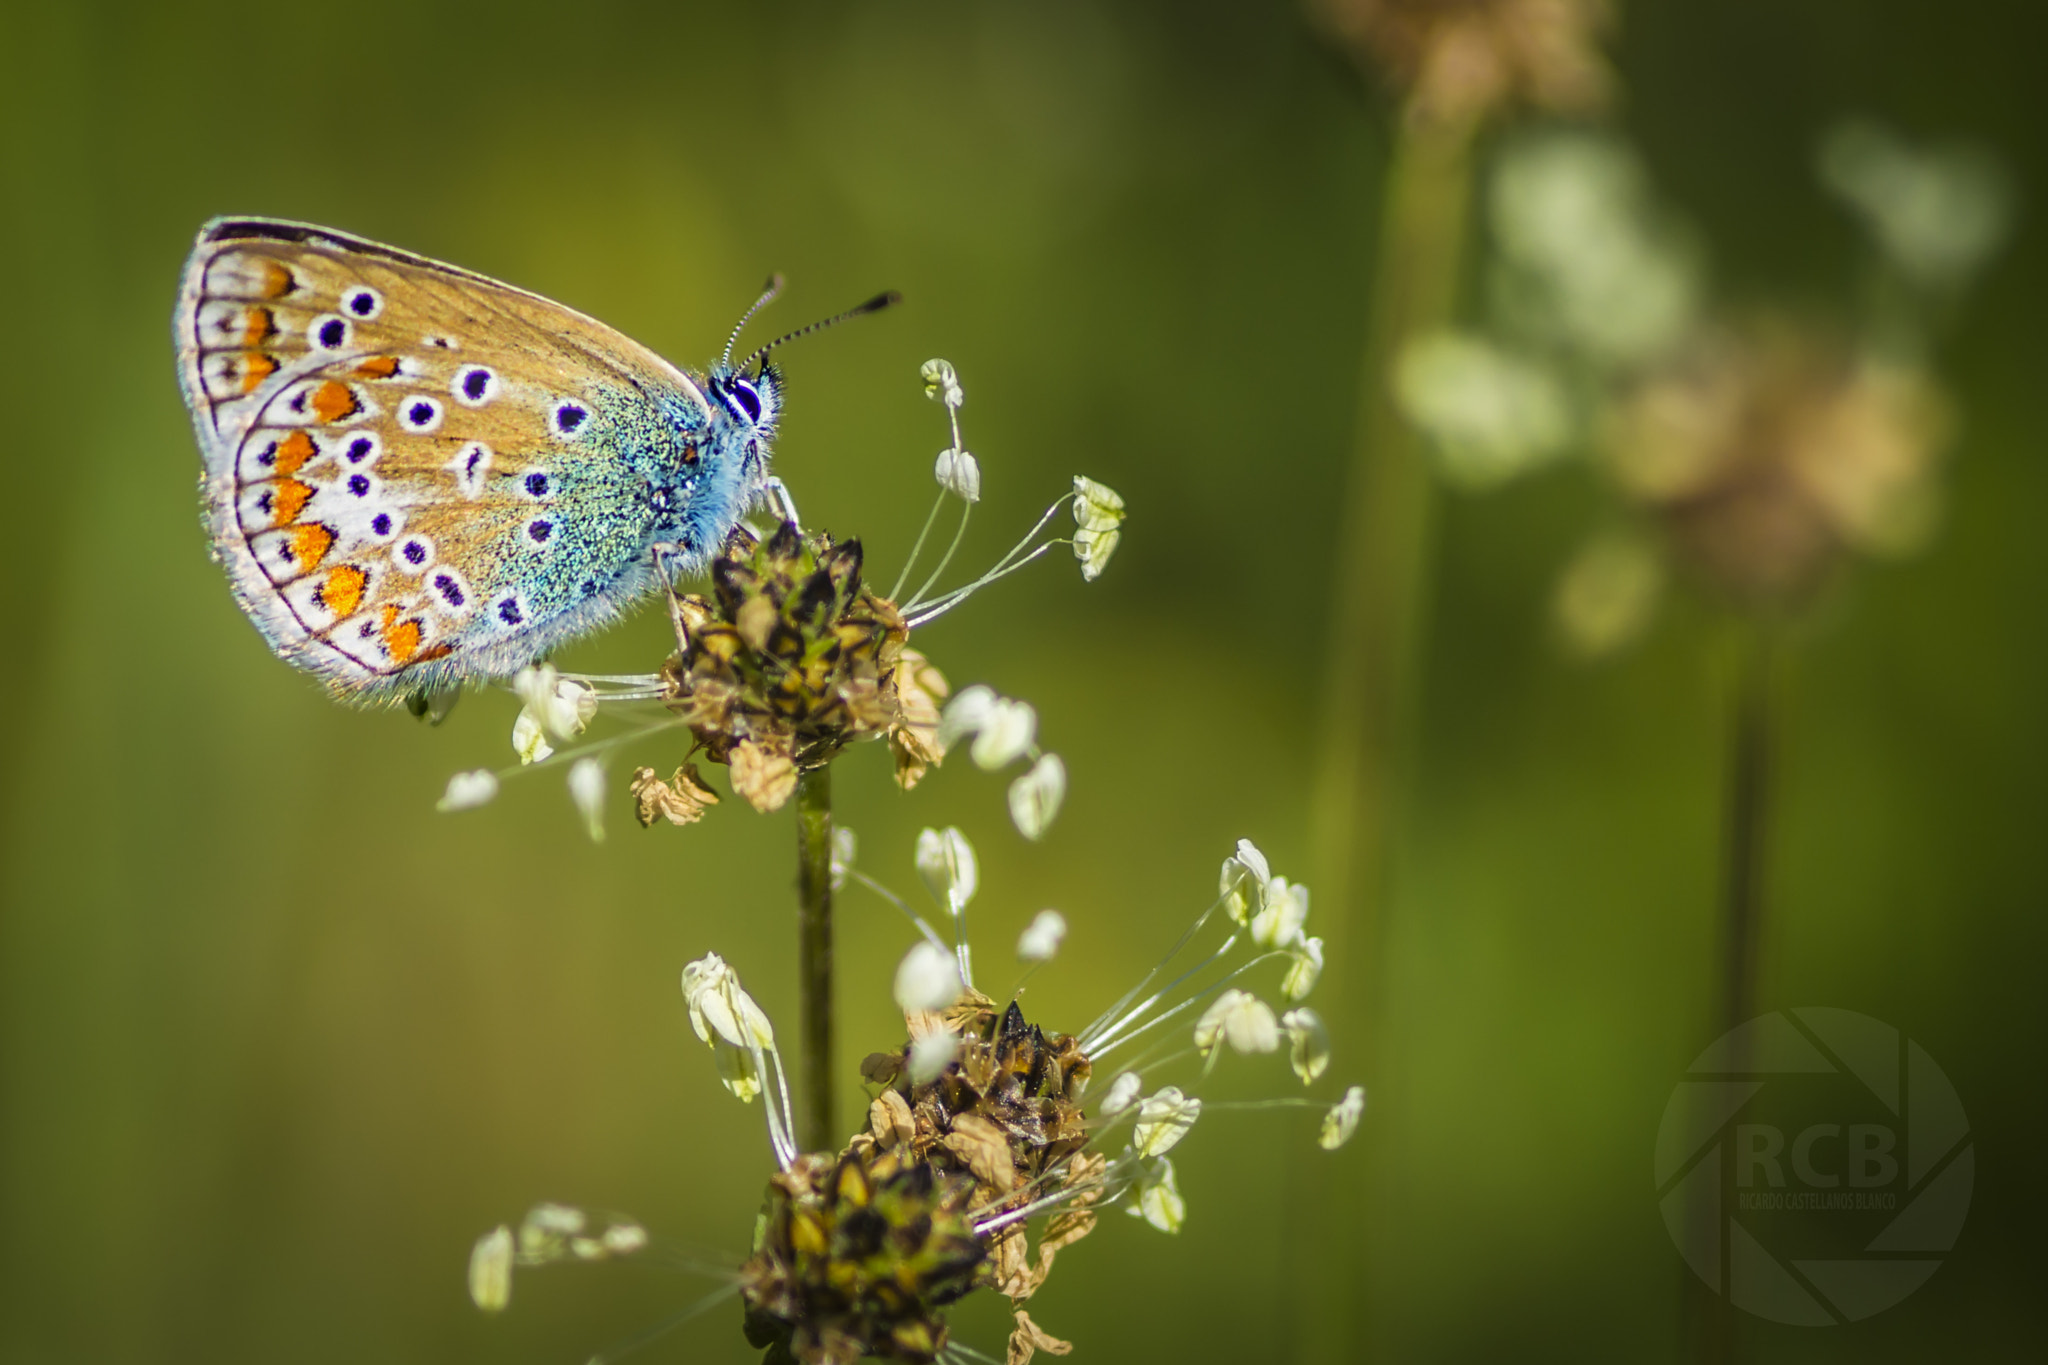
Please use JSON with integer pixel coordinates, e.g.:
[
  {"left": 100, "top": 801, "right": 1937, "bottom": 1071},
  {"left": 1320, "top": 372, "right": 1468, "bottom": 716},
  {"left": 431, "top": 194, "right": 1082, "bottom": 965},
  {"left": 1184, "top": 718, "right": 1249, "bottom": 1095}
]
[{"left": 173, "top": 216, "right": 891, "bottom": 705}]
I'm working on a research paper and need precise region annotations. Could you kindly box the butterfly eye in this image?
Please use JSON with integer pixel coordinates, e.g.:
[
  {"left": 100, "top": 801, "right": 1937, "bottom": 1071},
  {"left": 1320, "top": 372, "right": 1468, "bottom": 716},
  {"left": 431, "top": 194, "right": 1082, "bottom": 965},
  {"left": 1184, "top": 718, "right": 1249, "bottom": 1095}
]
[{"left": 726, "top": 379, "right": 762, "bottom": 423}]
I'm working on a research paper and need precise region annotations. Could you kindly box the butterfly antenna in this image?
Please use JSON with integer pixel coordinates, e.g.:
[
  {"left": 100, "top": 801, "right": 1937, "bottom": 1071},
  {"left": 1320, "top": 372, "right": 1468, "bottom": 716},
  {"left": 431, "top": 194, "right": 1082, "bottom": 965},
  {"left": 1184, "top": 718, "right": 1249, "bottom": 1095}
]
[
  {"left": 742, "top": 291, "right": 901, "bottom": 373},
  {"left": 721, "top": 274, "right": 786, "bottom": 368}
]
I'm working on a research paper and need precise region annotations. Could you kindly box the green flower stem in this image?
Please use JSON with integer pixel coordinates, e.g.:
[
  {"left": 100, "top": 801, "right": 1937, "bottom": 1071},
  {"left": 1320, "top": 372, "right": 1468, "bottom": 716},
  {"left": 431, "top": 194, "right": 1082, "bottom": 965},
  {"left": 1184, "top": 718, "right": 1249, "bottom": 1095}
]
[
  {"left": 1687, "top": 624, "right": 1778, "bottom": 1365},
  {"left": 795, "top": 764, "right": 835, "bottom": 1154},
  {"left": 1296, "top": 112, "right": 1478, "bottom": 1365}
]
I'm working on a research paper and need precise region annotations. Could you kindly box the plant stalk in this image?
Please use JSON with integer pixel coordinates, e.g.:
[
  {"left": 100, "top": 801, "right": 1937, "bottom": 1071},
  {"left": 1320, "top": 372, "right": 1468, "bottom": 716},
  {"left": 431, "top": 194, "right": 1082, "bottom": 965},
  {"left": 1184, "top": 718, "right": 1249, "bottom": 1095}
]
[
  {"left": 1294, "top": 111, "right": 1479, "bottom": 1365},
  {"left": 794, "top": 765, "right": 835, "bottom": 1154},
  {"left": 1686, "top": 625, "right": 1776, "bottom": 1365}
]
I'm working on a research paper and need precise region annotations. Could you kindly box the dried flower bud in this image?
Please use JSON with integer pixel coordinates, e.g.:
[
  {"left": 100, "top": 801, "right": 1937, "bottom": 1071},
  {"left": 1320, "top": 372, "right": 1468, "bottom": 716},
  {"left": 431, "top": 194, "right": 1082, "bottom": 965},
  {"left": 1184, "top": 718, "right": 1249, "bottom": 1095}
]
[
  {"left": 1133, "top": 1086, "right": 1202, "bottom": 1157},
  {"left": 630, "top": 764, "right": 720, "bottom": 827},
  {"left": 1008, "top": 754, "right": 1066, "bottom": 840},
  {"left": 896, "top": 941, "right": 964, "bottom": 1014},
  {"left": 1281, "top": 1008, "right": 1331, "bottom": 1085},
  {"left": 1016, "top": 909, "right": 1067, "bottom": 963},
  {"left": 1321, "top": 1086, "right": 1368, "bottom": 1150},
  {"left": 935, "top": 447, "right": 982, "bottom": 502},
  {"left": 1193, "top": 989, "right": 1281, "bottom": 1057},
  {"left": 437, "top": 769, "right": 499, "bottom": 812},
  {"left": 468, "top": 1225, "right": 513, "bottom": 1312}
]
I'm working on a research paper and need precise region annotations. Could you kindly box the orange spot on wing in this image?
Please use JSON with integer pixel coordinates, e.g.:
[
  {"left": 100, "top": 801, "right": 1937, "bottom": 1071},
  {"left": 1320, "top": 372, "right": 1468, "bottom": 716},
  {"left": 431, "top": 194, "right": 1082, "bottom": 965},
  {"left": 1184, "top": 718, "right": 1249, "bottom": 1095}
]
[
  {"left": 288, "top": 522, "right": 334, "bottom": 572},
  {"left": 353, "top": 356, "right": 401, "bottom": 379},
  {"left": 242, "top": 308, "right": 276, "bottom": 346},
  {"left": 272, "top": 430, "right": 317, "bottom": 475},
  {"left": 320, "top": 564, "right": 367, "bottom": 618},
  {"left": 309, "top": 381, "right": 359, "bottom": 423},
  {"left": 237, "top": 351, "right": 277, "bottom": 394},
  {"left": 259, "top": 260, "right": 295, "bottom": 299},
  {"left": 382, "top": 613, "right": 424, "bottom": 664},
  {"left": 271, "top": 479, "right": 314, "bottom": 526}
]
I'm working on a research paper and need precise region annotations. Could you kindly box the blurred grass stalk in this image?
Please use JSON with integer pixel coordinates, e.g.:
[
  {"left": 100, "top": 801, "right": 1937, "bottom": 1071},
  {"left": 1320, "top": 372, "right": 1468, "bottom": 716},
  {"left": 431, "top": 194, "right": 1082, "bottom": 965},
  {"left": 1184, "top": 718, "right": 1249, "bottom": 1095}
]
[
  {"left": 1298, "top": 113, "right": 1476, "bottom": 1364},
  {"left": 795, "top": 762, "right": 837, "bottom": 1152}
]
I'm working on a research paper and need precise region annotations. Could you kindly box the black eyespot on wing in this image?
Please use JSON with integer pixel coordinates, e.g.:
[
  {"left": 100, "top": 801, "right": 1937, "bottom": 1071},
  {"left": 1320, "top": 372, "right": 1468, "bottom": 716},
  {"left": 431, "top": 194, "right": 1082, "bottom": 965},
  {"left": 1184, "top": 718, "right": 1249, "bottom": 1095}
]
[
  {"left": 317, "top": 318, "right": 346, "bottom": 348},
  {"left": 528, "top": 519, "right": 553, "bottom": 543},
  {"left": 371, "top": 513, "right": 392, "bottom": 536},
  {"left": 498, "top": 599, "right": 524, "bottom": 625},
  {"left": 346, "top": 437, "right": 374, "bottom": 463},
  {"left": 403, "top": 540, "right": 427, "bottom": 566},
  {"left": 347, "top": 290, "right": 379, "bottom": 317},
  {"left": 460, "top": 368, "right": 493, "bottom": 402},
  {"left": 554, "top": 403, "right": 588, "bottom": 435},
  {"left": 524, "top": 472, "right": 550, "bottom": 497},
  {"left": 433, "top": 573, "right": 465, "bottom": 607},
  {"left": 347, "top": 474, "right": 369, "bottom": 496}
]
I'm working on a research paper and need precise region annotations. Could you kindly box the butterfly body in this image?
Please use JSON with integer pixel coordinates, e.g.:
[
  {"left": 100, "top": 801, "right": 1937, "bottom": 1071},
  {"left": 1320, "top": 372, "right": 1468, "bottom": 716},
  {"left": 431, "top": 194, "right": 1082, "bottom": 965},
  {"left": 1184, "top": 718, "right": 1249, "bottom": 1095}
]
[{"left": 173, "top": 217, "right": 784, "bottom": 702}]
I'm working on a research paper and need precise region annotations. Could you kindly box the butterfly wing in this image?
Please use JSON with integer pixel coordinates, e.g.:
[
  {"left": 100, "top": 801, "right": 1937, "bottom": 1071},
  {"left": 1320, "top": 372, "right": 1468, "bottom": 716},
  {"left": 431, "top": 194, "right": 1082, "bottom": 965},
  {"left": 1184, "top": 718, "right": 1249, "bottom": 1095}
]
[{"left": 174, "top": 216, "right": 719, "bottom": 702}]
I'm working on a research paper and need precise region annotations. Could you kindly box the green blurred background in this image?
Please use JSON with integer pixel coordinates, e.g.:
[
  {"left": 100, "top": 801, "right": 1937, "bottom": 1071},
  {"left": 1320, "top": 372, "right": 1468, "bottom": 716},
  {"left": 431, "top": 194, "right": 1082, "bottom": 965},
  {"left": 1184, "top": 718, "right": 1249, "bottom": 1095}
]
[{"left": 1, "top": 1, "right": 2041, "bottom": 1361}]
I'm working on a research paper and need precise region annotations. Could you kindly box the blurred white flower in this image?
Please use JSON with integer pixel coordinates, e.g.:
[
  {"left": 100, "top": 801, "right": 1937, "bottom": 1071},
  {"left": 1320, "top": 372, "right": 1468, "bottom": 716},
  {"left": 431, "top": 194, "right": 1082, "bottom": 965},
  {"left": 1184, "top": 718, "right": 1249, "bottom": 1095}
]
[
  {"left": 934, "top": 447, "right": 982, "bottom": 502},
  {"left": 682, "top": 953, "right": 777, "bottom": 1102},
  {"left": 1552, "top": 531, "right": 1665, "bottom": 658},
  {"left": 1395, "top": 331, "right": 1573, "bottom": 490},
  {"left": 1016, "top": 909, "right": 1068, "bottom": 963},
  {"left": 1097, "top": 1071, "right": 1143, "bottom": 1118},
  {"left": 1490, "top": 130, "right": 1701, "bottom": 367},
  {"left": 1133, "top": 1087, "right": 1202, "bottom": 1157},
  {"left": 1320, "top": 1086, "right": 1368, "bottom": 1150},
  {"left": 970, "top": 698, "right": 1037, "bottom": 769},
  {"left": 511, "top": 664, "right": 597, "bottom": 762},
  {"left": 908, "top": 1029, "right": 960, "bottom": 1085},
  {"left": 1193, "top": 989, "right": 1281, "bottom": 1057},
  {"left": 1820, "top": 120, "right": 2014, "bottom": 296},
  {"left": 1127, "top": 1157, "right": 1186, "bottom": 1233},
  {"left": 937, "top": 684, "right": 998, "bottom": 750},
  {"left": 829, "top": 827, "right": 857, "bottom": 892},
  {"left": 921, "top": 357, "right": 965, "bottom": 409},
  {"left": 1250, "top": 878, "right": 1309, "bottom": 950},
  {"left": 1219, "top": 838, "right": 1273, "bottom": 924},
  {"left": 915, "top": 827, "right": 978, "bottom": 911},
  {"left": 1281, "top": 1008, "right": 1330, "bottom": 1085},
  {"left": 1282, "top": 937, "right": 1325, "bottom": 1002},
  {"left": 567, "top": 758, "right": 606, "bottom": 843},
  {"left": 468, "top": 1225, "right": 513, "bottom": 1312},
  {"left": 1071, "top": 475, "right": 1126, "bottom": 582},
  {"left": 438, "top": 769, "right": 499, "bottom": 812},
  {"left": 1008, "top": 753, "right": 1066, "bottom": 840},
  {"left": 894, "top": 941, "right": 964, "bottom": 1014}
]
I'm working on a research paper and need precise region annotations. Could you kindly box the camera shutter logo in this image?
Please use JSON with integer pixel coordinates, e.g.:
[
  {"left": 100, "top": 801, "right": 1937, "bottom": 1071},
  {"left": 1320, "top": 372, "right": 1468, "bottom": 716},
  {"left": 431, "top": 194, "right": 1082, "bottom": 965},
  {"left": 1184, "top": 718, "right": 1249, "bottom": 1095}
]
[{"left": 1653, "top": 1008, "right": 1972, "bottom": 1324}]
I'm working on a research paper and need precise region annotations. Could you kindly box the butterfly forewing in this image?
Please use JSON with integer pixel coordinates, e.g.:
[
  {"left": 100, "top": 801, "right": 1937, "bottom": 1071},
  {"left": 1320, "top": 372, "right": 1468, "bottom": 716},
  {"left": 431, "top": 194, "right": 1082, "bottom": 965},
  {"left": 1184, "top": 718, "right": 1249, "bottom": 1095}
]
[{"left": 176, "top": 218, "right": 721, "bottom": 700}]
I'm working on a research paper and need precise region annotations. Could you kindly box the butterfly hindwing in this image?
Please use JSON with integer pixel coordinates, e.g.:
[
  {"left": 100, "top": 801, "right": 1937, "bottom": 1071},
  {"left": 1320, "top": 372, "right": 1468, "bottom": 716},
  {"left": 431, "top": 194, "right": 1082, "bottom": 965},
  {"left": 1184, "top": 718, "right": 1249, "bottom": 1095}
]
[{"left": 176, "top": 217, "right": 732, "bottom": 701}]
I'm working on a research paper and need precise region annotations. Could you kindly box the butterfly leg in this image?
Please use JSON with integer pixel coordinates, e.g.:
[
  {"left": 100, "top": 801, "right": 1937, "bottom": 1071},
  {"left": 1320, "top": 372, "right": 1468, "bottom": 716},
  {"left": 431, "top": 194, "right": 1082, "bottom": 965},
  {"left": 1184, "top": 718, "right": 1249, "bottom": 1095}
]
[{"left": 763, "top": 476, "right": 802, "bottom": 531}]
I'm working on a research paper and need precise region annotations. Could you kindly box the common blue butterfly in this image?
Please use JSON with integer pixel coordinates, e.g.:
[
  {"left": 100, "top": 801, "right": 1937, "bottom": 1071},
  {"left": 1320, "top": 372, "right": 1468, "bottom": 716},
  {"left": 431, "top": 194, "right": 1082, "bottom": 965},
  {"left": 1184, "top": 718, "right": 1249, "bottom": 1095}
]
[{"left": 173, "top": 217, "right": 890, "bottom": 704}]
